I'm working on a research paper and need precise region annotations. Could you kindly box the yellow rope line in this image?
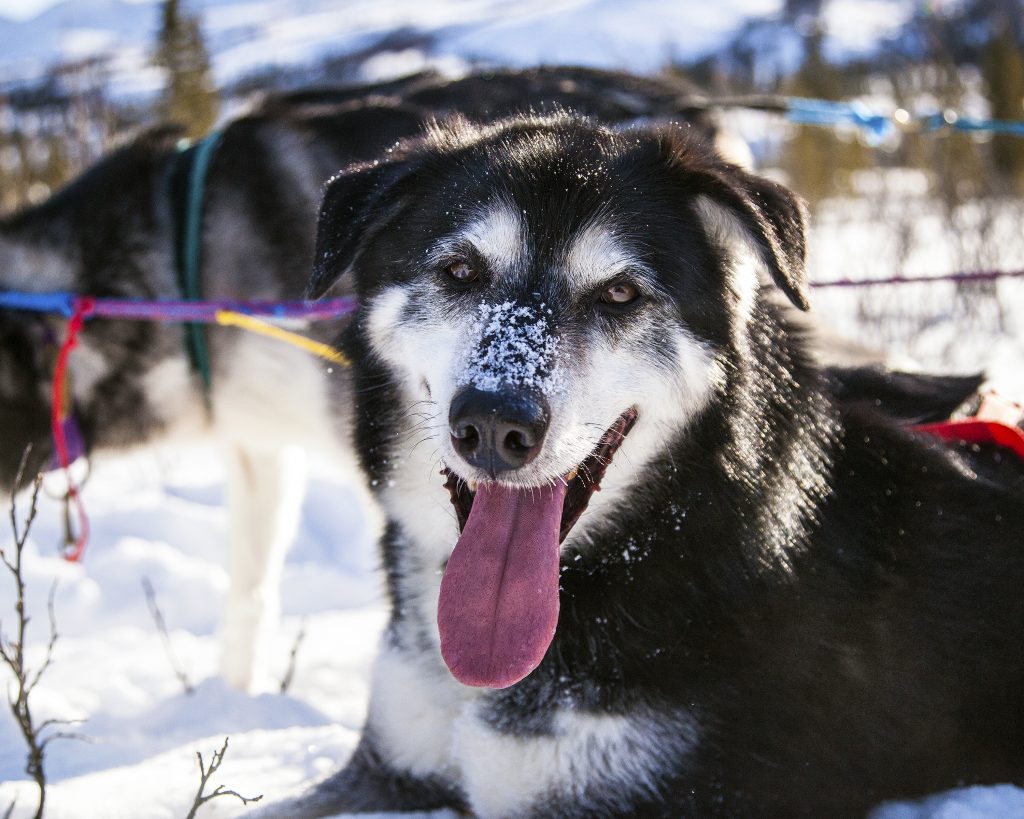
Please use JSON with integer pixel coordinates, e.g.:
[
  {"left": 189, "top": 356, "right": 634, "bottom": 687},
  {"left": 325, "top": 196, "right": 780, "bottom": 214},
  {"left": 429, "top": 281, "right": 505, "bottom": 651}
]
[{"left": 215, "top": 310, "right": 351, "bottom": 367}]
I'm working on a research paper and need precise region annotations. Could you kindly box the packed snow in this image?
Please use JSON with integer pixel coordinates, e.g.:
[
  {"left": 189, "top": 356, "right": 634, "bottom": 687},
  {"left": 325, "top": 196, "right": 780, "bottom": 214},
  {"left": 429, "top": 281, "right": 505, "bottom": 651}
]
[
  {"left": 1, "top": 1, "right": 1023, "bottom": 817},
  {"left": 0, "top": 449, "right": 389, "bottom": 818},
  {"left": 0, "top": 261, "right": 1021, "bottom": 818}
]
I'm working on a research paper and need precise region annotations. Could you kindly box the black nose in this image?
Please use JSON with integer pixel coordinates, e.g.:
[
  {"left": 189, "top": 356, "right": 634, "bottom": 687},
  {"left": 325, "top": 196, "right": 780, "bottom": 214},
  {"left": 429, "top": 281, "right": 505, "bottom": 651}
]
[{"left": 449, "top": 387, "right": 549, "bottom": 474}]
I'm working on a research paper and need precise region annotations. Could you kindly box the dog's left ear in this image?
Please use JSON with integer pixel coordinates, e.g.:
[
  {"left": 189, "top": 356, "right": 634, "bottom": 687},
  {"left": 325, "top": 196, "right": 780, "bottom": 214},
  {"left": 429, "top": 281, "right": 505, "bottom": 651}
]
[
  {"left": 661, "top": 131, "right": 811, "bottom": 311},
  {"left": 732, "top": 169, "right": 810, "bottom": 311},
  {"left": 306, "top": 157, "right": 415, "bottom": 300}
]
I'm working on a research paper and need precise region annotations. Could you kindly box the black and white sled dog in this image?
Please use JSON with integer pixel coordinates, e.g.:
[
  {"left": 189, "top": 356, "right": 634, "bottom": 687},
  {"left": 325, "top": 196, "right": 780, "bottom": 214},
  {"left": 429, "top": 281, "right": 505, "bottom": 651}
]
[
  {"left": 272, "top": 113, "right": 1024, "bottom": 817},
  {"left": 0, "top": 68, "right": 728, "bottom": 691},
  {"left": 0, "top": 93, "right": 428, "bottom": 691}
]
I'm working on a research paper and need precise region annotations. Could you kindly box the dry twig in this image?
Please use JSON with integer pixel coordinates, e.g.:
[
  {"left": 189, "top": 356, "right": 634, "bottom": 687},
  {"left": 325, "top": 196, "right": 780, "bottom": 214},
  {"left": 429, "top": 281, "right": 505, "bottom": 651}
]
[
  {"left": 1, "top": 447, "right": 79, "bottom": 819},
  {"left": 279, "top": 618, "right": 307, "bottom": 695},
  {"left": 184, "top": 737, "right": 262, "bottom": 819},
  {"left": 141, "top": 576, "right": 195, "bottom": 696}
]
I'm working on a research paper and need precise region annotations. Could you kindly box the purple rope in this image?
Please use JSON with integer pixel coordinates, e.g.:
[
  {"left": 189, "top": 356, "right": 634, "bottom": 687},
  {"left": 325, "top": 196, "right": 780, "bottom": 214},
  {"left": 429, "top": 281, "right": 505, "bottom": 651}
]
[
  {"left": 89, "top": 296, "right": 357, "bottom": 322},
  {"left": 2, "top": 270, "right": 1022, "bottom": 317},
  {"left": 0, "top": 294, "right": 358, "bottom": 322},
  {"left": 811, "top": 270, "right": 1024, "bottom": 289}
]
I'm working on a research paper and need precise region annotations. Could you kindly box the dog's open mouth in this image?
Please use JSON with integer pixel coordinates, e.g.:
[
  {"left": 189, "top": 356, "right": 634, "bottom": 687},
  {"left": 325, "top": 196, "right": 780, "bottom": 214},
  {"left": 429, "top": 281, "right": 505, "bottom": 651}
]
[{"left": 438, "top": 407, "right": 637, "bottom": 689}]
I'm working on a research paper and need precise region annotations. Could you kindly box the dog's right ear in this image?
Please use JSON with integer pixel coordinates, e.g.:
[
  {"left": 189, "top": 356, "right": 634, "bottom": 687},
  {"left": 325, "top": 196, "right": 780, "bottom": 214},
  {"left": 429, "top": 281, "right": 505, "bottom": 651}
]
[{"left": 306, "top": 158, "right": 415, "bottom": 300}]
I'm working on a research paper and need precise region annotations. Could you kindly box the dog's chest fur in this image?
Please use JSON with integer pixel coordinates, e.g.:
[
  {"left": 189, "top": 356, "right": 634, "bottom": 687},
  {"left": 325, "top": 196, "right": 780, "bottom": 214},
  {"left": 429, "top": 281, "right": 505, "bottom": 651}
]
[
  {"left": 368, "top": 582, "right": 701, "bottom": 818},
  {"left": 366, "top": 424, "right": 708, "bottom": 815}
]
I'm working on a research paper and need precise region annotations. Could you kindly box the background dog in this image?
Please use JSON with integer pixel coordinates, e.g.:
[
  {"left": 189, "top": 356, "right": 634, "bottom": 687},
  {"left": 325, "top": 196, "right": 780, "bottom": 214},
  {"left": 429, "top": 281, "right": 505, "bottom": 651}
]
[
  {"left": 0, "top": 68, "right": 721, "bottom": 691},
  {"left": 271, "top": 112, "right": 1024, "bottom": 817}
]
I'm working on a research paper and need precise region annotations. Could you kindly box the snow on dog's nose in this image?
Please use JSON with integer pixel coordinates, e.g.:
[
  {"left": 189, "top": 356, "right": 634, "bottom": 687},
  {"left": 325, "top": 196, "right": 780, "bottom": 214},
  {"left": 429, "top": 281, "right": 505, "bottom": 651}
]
[
  {"left": 450, "top": 299, "right": 560, "bottom": 476},
  {"left": 464, "top": 300, "right": 560, "bottom": 393}
]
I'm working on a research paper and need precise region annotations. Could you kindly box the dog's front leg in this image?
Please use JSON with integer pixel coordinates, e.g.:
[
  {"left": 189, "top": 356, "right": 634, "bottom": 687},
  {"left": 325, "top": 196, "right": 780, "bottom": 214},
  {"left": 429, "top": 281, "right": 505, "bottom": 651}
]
[
  {"left": 254, "top": 641, "right": 468, "bottom": 818},
  {"left": 258, "top": 734, "right": 466, "bottom": 818},
  {"left": 221, "top": 443, "right": 307, "bottom": 691}
]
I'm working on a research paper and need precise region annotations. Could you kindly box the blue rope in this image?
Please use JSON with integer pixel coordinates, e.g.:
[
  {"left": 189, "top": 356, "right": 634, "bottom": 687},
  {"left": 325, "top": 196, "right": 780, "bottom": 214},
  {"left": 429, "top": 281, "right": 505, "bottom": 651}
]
[
  {"left": 784, "top": 98, "right": 1024, "bottom": 144},
  {"left": 919, "top": 112, "right": 1024, "bottom": 137},
  {"left": 787, "top": 98, "right": 896, "bottom": 146},
  {"left": 0, "top": 290, "right": 76, "bottom": 316}
]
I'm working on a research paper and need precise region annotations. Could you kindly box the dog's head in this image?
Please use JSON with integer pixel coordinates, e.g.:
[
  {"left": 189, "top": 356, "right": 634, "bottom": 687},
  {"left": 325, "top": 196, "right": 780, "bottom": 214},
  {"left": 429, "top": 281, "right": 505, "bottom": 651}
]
[{"left": 311, "top": 113, "right": 809, "bottom": 688}]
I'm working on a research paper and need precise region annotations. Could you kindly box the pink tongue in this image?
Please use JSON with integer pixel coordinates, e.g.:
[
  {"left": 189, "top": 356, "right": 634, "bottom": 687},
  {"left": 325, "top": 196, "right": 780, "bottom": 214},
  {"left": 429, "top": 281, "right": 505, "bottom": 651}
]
[{"left": 438, "top": 481, "right": 567, "bottom": 688}]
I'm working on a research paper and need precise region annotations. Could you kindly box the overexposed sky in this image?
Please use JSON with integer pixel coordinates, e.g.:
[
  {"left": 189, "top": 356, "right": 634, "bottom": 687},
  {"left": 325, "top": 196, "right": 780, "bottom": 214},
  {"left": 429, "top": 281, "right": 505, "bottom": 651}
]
[
  {"left": 0, "top": 0, "right": 156, "bottom": 21},
  {"left": 0, "top": 0, "right": 57, "bottom": 20}
]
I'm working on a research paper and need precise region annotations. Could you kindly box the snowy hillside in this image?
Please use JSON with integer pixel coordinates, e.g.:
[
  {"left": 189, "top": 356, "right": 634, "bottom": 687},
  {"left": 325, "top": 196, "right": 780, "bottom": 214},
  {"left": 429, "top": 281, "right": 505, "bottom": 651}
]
[
  {"left": 1, "top": 2, "right": 1024, "bottom": 818},
  {"left": 0, "top": 0, "right": 919, "bottom": 94}
]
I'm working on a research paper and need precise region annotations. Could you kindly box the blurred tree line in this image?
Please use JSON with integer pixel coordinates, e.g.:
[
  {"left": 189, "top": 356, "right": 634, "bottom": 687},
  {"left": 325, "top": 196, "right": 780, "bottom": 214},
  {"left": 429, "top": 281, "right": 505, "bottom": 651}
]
[
  {"left": 0, "top": 0, "right": 217, "bottom": 214},
  {"left": 670, "top": 0, "right": 1023, "bottom": 348},
  {"left": 0, "top": 0, "right": 1021, "bottom": 215},
  {"left": 153, "top": 0, "right": 218, "bottom": 138},
  {"left": 673, "top": 0, "right": 1024, "bottom": 206}
]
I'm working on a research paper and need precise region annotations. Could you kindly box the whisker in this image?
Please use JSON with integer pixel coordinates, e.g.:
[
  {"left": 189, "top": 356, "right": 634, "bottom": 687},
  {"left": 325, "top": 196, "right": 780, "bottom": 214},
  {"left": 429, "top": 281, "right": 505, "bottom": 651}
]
[
  {"left": 409, "top": 435, "right": 439, "bottom": 456},
  {"left": 426, "top": 450, "right": 444, "bottom": 479},
  {"left": 406, "top": 425, "right": 442, "bottom": 438}
]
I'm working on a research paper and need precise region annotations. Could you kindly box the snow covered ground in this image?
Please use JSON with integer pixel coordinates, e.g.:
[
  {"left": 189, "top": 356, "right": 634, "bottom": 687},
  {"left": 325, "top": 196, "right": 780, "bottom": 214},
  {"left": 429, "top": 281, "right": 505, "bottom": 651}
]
[
  {"left": 807, "top": 195, "right": 1024, "bottom": 395},
  {"left": 0, "top": 265, "right": 1021, "bottom": 818},
  {"left": 1, "top": 1, "right": 1023, "bottom": 815},
  {"left": 2, "top": 115, "right": 1023, "bottom": 819},
  {"left": 0, "top": 450, "right": 392, "bottom": 818}
]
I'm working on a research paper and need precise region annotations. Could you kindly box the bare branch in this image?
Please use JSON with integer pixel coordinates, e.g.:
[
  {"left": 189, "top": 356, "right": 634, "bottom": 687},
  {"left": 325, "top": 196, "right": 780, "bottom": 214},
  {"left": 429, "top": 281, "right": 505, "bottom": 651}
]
[
  {"left": 2, "top": 448, "right": 47, "bottom": 818},
  {"left": 140, "top": 577, "right": 195, "bottom": 696},
  {"left": 1, "top": 446, "right": 51, "bottom": 819},
  {"left": 36, "top": 716, "right": 85, "bottom": 733},
  {"left": 8, "top": 446, "right": 43, "bottom": 556},
  {"left": 184, "top": 737, "right": 262, "bottom": 819},
  {"left": 207, "top": 785, "right": 261, "bottom": 804},
  {"left": 25, "top": 583, "right": 59, "bottom": 695},
  {"left": 37, "top": 720, "right": 90, "bottom": 754},
  {"left": 279, "top": 618, "right": 307, "bottom": 694}
]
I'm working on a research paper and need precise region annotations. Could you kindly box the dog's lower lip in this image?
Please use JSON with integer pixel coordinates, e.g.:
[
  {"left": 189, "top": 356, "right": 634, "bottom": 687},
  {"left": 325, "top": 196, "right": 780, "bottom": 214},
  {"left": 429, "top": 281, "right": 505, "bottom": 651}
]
[{"left": 442, "top": 407, "right": 638, "bottom": 542}]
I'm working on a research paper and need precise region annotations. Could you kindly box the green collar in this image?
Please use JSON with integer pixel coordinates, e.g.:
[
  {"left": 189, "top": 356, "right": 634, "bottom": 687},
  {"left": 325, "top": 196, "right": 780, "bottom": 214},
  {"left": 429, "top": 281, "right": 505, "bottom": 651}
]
[{"left": 172, "top": 130, "right": 222, "bottom": 398}]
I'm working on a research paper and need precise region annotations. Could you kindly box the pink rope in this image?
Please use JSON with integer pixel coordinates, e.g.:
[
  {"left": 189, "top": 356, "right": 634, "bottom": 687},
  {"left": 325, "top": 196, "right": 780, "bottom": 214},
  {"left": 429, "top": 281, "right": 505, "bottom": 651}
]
[{"left": 51, "top": 297, "right": 95, "bottom": 562}]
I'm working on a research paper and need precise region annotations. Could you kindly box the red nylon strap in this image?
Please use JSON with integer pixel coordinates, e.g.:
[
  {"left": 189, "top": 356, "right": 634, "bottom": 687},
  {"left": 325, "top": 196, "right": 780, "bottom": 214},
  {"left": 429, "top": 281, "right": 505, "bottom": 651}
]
[
  {"left": 51, "top": 296, "right": 95, "bottom": 561},
  {"left": 916, "top": 392, "right": 1024, "bottom": 461}
]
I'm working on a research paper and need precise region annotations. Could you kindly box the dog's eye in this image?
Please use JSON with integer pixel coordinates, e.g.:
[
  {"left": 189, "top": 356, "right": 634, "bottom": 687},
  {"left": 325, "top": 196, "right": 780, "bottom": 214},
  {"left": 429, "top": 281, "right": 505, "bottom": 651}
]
[
  {"left": 445, "top": 261, "right": 478, "bottom": 283},
  {"left": 599, "top": 282, "right": 640, "bottom": 306}
]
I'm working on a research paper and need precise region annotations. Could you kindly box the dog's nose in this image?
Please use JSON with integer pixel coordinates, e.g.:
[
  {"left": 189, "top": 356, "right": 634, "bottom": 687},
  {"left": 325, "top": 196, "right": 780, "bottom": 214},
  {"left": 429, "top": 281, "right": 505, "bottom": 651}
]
[{"left": 449, "top": 387, "right": 549, "bottom": 474}]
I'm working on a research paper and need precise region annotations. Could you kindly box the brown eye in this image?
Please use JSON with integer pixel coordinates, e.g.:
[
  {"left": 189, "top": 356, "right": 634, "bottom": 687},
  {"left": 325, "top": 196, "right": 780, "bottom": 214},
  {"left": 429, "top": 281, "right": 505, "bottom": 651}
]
[
  {"left": 599, "top": 282, "right": 639, "bottom": 306},
  {"left": 446, "top": 261, "right": 478, "bottom": 283}
]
